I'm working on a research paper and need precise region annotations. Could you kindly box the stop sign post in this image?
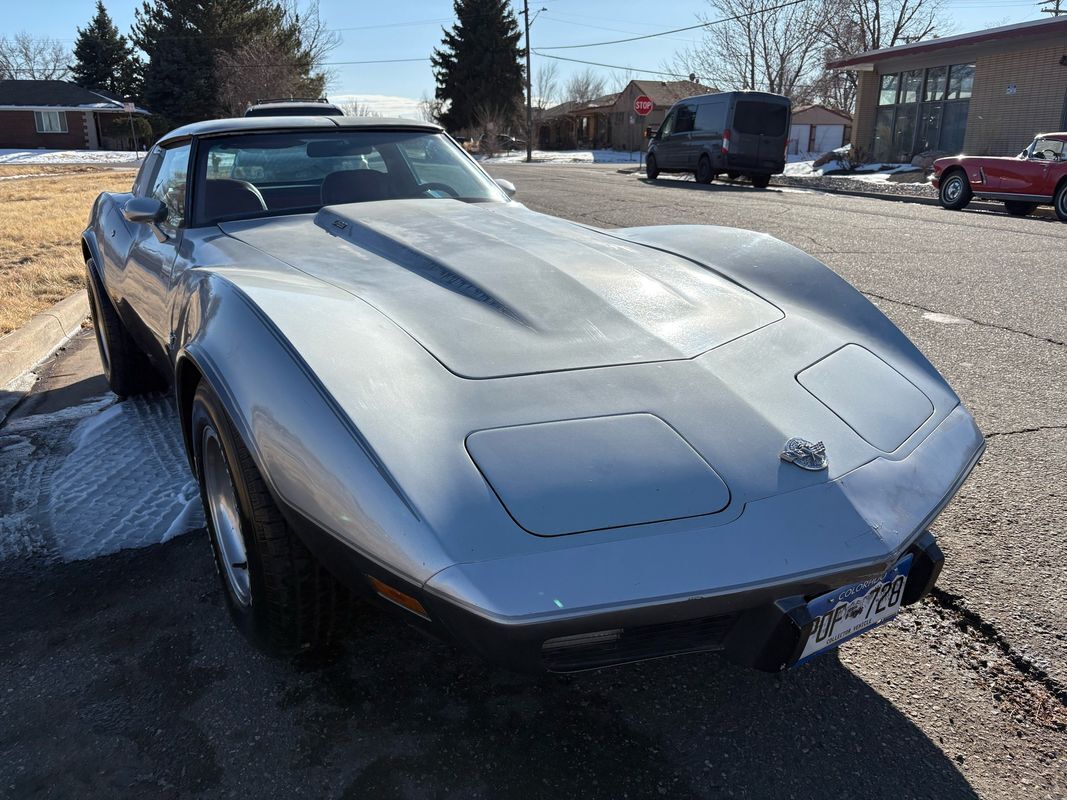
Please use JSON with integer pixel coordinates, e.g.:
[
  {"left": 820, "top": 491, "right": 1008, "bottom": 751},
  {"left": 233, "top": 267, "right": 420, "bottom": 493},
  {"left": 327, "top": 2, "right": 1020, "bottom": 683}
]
[{"left": 633, "top": 95, "right": 653, "bottom": 116}]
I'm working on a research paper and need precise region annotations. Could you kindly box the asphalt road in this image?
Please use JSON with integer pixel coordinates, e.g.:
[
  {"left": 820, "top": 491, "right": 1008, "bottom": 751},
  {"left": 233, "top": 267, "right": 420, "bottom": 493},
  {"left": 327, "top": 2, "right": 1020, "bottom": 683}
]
[{"left": 0, "top": 168, "right": 1064, "bottom": 799}]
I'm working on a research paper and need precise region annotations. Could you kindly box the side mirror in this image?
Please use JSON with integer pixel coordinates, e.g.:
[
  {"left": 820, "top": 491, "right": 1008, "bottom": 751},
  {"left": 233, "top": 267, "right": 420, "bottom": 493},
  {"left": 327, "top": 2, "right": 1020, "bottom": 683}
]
[
  {"left": 644, "top": 126, "right": 653, "bottom": 140},
  {"left": 123, "top": 197, "right": 169, "bottom": 242},
  {"left": 495, "top": 178, "right": 517, "bottom": 198}
]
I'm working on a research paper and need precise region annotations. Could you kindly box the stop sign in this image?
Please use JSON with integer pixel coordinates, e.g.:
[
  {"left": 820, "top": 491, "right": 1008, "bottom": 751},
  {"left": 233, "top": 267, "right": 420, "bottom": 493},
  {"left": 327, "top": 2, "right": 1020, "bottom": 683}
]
[{"left": 633, "top": 95, "right": 653, "bottom": 116}]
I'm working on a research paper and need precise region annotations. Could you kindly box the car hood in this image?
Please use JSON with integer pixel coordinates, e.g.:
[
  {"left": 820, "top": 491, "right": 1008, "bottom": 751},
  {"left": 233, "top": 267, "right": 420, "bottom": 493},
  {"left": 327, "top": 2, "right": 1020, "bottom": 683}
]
[{"left": 219, "top": 200, "right": 782, "bottom": 378}]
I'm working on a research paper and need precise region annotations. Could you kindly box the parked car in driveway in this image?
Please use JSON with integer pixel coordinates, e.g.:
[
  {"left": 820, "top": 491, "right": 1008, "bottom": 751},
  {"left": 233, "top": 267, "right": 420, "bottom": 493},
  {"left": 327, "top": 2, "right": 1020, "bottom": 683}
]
[
  {"left": 82, "top": 116, "right": 983, "bottom": 674},
  {"left": 646, "top": 91, "right": 791, "bottom": 188},
  {"left": 932, "top": 132, "right": 1067, "bottom": 220}
]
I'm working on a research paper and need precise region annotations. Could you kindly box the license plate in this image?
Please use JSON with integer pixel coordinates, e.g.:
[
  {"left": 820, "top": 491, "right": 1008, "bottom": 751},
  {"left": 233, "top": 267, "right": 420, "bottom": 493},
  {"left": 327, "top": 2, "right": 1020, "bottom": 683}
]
[{"left": 795, "top": 554, "right": 913, "bottom": 666}]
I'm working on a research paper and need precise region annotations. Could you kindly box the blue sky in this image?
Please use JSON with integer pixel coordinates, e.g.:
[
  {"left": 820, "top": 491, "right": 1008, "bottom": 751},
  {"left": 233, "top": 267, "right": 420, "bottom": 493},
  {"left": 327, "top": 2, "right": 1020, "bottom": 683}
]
[{"left": 15, "top": 0, "right": 1048, "bottom": 116}]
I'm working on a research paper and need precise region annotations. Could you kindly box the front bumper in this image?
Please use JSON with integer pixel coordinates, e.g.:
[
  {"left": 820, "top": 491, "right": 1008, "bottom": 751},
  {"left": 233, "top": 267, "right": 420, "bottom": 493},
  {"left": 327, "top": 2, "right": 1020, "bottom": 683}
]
[{"left": 421, "top": 404, "right": 983, "bottom": 673}]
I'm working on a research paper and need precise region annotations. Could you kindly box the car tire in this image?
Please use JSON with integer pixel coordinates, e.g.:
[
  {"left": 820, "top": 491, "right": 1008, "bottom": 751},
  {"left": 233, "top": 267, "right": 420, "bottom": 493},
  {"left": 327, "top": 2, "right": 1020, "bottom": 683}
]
[
  {"left": 696, "top": 155, "right": 714, "bottom": 184},
  {"left": 191, "top": 380, "right": 347, "bottom": 657},
  {"left": 85, "top": 259, "right": 159, "bottom": 399},
  {"left": 645, "top": 154, "right": 659, "bottom": 180},
  {"left": 1055, "top": 182, "right": 1067, "bottom": 223},
  {"left": 938, "top": 171, "right": 972, "bottom": 210},
  {"left": 1003, "top": 201, "right": 1037, "bottom": 217},
  {"left": 750, "top": 174, "right": 771, "bottom": 189}
]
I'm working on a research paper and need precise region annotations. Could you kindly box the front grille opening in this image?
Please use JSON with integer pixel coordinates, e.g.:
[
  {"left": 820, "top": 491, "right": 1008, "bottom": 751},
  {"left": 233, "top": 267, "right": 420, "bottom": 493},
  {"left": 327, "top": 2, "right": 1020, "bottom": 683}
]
[{"left": 541, "top": 614, "right": 737, "bottom": 672}]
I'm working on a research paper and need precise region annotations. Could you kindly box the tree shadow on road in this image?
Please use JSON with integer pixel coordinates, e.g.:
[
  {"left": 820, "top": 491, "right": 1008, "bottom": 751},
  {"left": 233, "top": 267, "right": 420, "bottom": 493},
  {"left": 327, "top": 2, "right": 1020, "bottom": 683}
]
[{"left": 0, "top": 535, "right": 979, "bottom": 800}]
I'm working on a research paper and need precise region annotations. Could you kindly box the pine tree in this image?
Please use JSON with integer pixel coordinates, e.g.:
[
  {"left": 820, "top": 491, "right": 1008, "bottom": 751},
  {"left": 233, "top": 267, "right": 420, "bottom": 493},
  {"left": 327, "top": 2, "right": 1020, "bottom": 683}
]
[
  {"left": 131, "top": 0, "right": 310, "bottom": 130},
  {"left": 71, "top": 1, "right": 139, "bottom": 98},
  {"left": 431, "top": 0, "right": 524, "bottom": 133}
]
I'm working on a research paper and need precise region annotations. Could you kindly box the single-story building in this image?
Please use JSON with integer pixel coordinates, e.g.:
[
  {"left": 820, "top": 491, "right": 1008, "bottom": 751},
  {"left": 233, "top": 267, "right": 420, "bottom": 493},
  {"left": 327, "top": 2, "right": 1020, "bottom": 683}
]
[
  {"left": 788, "top": 104, "right": 853, "bottom": 156},
  {"left": 610, "top": 79, "right": 717, "bottom": 151},
  {"left": 538, "top": 79, "right": 717, "bottom": 151},
  {"left": 829, "top": 16, "right": 1067, "bottom": 161},
  {"left": 0, "top": 79, "right": 149, "bottom": 151}
]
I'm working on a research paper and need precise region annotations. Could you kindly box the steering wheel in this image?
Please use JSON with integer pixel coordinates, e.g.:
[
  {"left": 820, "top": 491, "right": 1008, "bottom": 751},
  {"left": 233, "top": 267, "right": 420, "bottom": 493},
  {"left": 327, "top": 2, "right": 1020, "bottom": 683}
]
[
  {"left": 417, "top": 182, "right": 459, "bottom": 198},
  {"left": 1042, "top": 149, "right": 1058, "bottom": 161}
]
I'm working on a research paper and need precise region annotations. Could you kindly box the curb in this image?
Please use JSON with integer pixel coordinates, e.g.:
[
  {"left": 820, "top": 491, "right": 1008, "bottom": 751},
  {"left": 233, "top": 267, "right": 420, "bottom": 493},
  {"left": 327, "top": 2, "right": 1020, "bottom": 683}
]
[{"left": 0, "top": 292, "right": 89, "bottom": 390}]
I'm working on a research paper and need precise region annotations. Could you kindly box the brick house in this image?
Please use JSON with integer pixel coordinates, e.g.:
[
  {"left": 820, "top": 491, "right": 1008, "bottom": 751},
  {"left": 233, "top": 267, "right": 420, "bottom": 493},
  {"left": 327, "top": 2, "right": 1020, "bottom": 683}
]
[
  {"left": 829, "top": 16, "right": 1067, "bottom": 161},
  {"left": 538, "top": 79, "right": 717, "bottom": 151},
  {"left": 0, "top": 80, "right": 149, "bottom": 151}
]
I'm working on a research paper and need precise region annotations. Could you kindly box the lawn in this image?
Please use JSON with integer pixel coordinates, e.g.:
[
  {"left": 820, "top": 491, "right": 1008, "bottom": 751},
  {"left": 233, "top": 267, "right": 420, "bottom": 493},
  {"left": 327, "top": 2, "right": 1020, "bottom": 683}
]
[{"left": 0, "top": 167, "right": 136, "bottom": 335}]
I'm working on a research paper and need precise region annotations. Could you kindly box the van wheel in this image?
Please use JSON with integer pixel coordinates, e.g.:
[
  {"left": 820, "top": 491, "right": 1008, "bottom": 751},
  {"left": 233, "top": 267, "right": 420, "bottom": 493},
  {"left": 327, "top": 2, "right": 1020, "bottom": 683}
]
[
  {"left": 696, "top": 156, "right": 714, "bottom": 184},
  {"left": 645, "top": 154, "right": 659, "bottom": 180},
  {"left": 750, "top": 174, "right": 771, "bottom": 189},
  {"left": 939, "top": 171, "right": 972, "bottom": 210},
  {"left": 1003, "top": 201, "right": 1037, "bottom": 217}
]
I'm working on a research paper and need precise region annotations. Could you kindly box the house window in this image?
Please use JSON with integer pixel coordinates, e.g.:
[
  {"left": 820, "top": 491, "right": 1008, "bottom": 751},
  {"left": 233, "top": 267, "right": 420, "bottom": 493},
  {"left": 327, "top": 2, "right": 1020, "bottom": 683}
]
[
  {"left": 34, "top": 111, "right": 68, "bottom": 133},
  {"left": 872, "top": 63, "right": 974, "bottom": 161}
]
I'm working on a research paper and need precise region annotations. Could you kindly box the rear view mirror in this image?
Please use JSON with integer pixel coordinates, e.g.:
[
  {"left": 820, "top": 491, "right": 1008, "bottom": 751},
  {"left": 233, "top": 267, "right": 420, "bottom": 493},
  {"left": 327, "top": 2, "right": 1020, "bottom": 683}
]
[
  {"left": 123, "top": 197, "right": 169, "bottom": 242},
  {"left": 495, "top": 178, "right": 517, "bottom": 198}
]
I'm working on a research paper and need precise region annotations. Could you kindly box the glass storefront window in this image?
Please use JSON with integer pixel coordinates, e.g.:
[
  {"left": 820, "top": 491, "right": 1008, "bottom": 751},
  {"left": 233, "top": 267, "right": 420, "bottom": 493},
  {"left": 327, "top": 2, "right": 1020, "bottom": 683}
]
[
  {"left": 924, "top": 67, "right": 947, "bottom": 102},
  {"left": 900, "top": 71, "right": 923, "bottom": 104},
  {"left": 917, "top": 103, "right": 943, "bottom": 152},
  {"left": 873, "top": 107, "right": 895, "bottom": 161},
  {"left": 947, "top": 64, "right": 975, "bottom": 100},
  {"left": 879, "top": 74, "right": 899, "bottom": 106},
  {"left": 940, "top": 102, "right": 968, "bottom": 153},
  {"left": 892, "top": 105, "right": 917, "bottom": 161}
]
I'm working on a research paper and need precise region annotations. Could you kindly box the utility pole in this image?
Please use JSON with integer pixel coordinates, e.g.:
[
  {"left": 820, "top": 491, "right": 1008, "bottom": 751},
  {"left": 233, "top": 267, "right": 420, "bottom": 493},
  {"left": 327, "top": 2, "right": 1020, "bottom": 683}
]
[
  {"left": 523, "top": 0, "right": 533, "bottom": 163},
  {"left": 1039, "top": 0, "right": 1063, "bottom": 14}
]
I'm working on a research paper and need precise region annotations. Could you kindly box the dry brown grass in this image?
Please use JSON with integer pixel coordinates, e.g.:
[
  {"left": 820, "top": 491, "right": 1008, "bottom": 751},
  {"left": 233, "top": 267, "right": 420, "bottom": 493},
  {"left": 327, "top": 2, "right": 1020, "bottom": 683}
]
[{"left": 0, "top": 168, "right": 136, "bottom": 335}]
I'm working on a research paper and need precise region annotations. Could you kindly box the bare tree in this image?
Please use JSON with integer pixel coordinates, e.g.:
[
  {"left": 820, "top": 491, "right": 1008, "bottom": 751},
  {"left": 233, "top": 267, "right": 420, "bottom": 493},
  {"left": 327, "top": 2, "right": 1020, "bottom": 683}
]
[
  {"left": 0, "top": 32, "right": 71, "bottom": 80},
  {"left": 818, "top": 0, "right": 948, "bottom": 111},
  {"left": 280, "top": 0, "right": 341, "bottom": 88},
  {"left": 563, "top": 67, "right": 608, "bottom": 104},
  {"left": 418, "top": 91, "right": 445, "bottom": 123},
  {"left": 609, "top": 67, "right": 638, "bottom": 94},
  {"left": 216, "top": 37, "right": 306, "bottom": 117},
  {"left": 336, "top": 99, "right": 381, "bottom": 117},
  {"left": 671, "top": 0, "right": 831, "bottom": 103},
  {"left": 533, "top": 60, "right": 560, "bottom": 111}
]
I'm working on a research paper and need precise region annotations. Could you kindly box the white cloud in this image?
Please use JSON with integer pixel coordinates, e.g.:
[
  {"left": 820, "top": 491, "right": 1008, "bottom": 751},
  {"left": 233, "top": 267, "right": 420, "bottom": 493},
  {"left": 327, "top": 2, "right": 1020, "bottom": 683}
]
[{"left": 330, "top": 93, "right": 424, "bottom": 120}]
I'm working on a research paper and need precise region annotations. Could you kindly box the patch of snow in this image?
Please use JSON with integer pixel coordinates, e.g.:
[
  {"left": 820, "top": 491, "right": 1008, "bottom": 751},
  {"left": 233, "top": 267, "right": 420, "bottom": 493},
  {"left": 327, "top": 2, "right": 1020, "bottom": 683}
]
[
  {"left": 0, "top": 148, "right": 144, "bottom": 165},
  {"left": 0, "top": 393, "right": 204, "bottom": 562},
  {"left": 481, "top": 149, "right": 643, "bottom": 165}
]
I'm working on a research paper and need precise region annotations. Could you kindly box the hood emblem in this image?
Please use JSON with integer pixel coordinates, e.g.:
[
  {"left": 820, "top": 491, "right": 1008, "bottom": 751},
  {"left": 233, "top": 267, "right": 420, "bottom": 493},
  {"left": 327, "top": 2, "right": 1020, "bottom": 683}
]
[{"left": 780, "top": 437, "right": 828, "bottom": 471}]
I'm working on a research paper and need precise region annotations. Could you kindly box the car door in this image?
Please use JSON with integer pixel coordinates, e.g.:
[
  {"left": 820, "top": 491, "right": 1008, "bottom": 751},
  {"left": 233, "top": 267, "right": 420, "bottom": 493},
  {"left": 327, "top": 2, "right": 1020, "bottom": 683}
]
[
  {"left": 992, "top": 139, "right": 1058, "bottom": 197},
  {"left": 654, "top": 109, "right": 681, "bottom": 168},
  {"left": 123, "top": 141, "right": 191, "bottom": 363}
]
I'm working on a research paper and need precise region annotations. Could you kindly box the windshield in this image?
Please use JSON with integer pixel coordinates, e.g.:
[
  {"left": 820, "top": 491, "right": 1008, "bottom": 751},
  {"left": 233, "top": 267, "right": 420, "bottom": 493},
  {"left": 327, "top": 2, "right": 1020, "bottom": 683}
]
[{"left": 193, "top": 129, "right": 506, "bottom": 225}]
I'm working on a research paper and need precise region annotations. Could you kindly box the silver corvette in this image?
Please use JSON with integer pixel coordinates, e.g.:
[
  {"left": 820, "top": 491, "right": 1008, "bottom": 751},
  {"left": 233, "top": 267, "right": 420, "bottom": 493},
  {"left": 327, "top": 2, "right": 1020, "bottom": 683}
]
[{"left": 83, "top": 117, "right": 984, "bottom": 673}]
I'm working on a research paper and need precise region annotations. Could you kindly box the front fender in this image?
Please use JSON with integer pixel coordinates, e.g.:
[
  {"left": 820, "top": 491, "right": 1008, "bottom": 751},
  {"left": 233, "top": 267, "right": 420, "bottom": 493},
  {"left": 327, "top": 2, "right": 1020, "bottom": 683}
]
[{"left": 173, "top": 272, "right": 449, "bottom": 586}]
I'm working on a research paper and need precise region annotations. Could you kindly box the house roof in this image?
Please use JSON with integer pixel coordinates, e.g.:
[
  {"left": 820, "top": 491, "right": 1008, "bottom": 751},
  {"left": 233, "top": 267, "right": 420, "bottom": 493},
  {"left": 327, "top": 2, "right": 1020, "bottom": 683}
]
[
  {"left": 828, "top": 16, "right": 1067, "bottom": 69},
  {"left": 541, "top": 93, "right": 620, "bottom": 119},
  {"left": 629, "top": 79, "right": 719, "bottom": 107},
  {"left": 0, "top": 80, "right": 147, "bottom": 113},
  {"left": 792, "top": 104, "right": 853, "bottom": 122}
]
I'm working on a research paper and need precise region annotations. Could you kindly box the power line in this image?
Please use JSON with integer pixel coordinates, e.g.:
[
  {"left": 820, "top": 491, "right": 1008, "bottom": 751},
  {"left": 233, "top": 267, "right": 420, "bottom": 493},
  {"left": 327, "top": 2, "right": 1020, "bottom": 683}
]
[
  {"left": 532, "top": 52, "right": 697, "bottom": 79},
  {"left": 537, "top": 0, "right": 811, "bottom": 50}
]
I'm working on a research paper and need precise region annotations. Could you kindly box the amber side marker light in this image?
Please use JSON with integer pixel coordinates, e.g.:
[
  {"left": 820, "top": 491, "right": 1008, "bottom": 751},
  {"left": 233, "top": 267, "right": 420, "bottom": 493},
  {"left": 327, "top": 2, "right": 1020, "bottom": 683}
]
[{"left": 367, "top": 575, "right": 431, "bottom": 620}]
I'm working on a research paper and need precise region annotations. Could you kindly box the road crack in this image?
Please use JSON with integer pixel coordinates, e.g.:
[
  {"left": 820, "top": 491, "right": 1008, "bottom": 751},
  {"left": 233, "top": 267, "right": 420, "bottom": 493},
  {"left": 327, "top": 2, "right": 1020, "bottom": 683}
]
[
  {"left": 863, "top": 291, "right": 1066, "bottom": 347},
  {"left": 928, "top": 588, "right": 1067, "bottom": 728},
  {"left": 984, "top": 425, "right": 1067, "bottom": 440}
]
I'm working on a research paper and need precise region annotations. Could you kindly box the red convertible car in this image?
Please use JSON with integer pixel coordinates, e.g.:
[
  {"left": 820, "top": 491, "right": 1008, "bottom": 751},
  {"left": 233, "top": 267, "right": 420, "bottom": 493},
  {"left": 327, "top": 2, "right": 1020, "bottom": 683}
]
[{"left": 932, "top": 133, "right": 1067, "bottom": 221}]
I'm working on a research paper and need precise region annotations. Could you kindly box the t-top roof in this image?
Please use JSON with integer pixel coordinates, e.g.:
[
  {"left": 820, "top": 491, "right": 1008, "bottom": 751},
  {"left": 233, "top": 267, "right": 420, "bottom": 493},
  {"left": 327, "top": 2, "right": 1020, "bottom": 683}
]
[{"left": 829, "top": 16, "right": 1067, "bottom": 69}]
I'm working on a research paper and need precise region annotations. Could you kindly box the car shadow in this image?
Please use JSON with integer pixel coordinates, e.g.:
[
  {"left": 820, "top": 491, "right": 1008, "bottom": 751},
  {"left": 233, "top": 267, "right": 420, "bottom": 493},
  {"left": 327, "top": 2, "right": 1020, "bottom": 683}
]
[
  {"left": 638, "top": 176, "right": 785, "bottom": 195},
  {"left": 0, "top": 535, "right": 980, "bottom": 799}
]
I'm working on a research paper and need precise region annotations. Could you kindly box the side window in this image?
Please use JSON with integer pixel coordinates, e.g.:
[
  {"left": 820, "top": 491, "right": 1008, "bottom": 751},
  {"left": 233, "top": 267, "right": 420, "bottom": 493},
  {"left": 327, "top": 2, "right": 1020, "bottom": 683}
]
[
  {"left": 675, "top": 104, "right": 697, "bottom": 134},
  {"left": 1032, "top": 139, "right": 1064, "bottom": 161},
  {"left": 660, "top": 111, "right": 676, "bottom": 138},
  {"left": 132, "top": 148, "right": 162, "bottom": 196},
  {"left": 695, "top": 102, "right": 725, "bottom": 135},
  {"left": 150, "top": 144, "right": 191, "bottom": 229}
]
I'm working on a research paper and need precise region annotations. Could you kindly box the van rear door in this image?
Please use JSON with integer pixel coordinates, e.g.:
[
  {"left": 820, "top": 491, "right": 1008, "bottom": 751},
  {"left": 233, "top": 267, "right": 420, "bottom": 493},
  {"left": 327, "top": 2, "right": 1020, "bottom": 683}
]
[{"left": 727, "top": 98, "right": 790, "bottom": 173}]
